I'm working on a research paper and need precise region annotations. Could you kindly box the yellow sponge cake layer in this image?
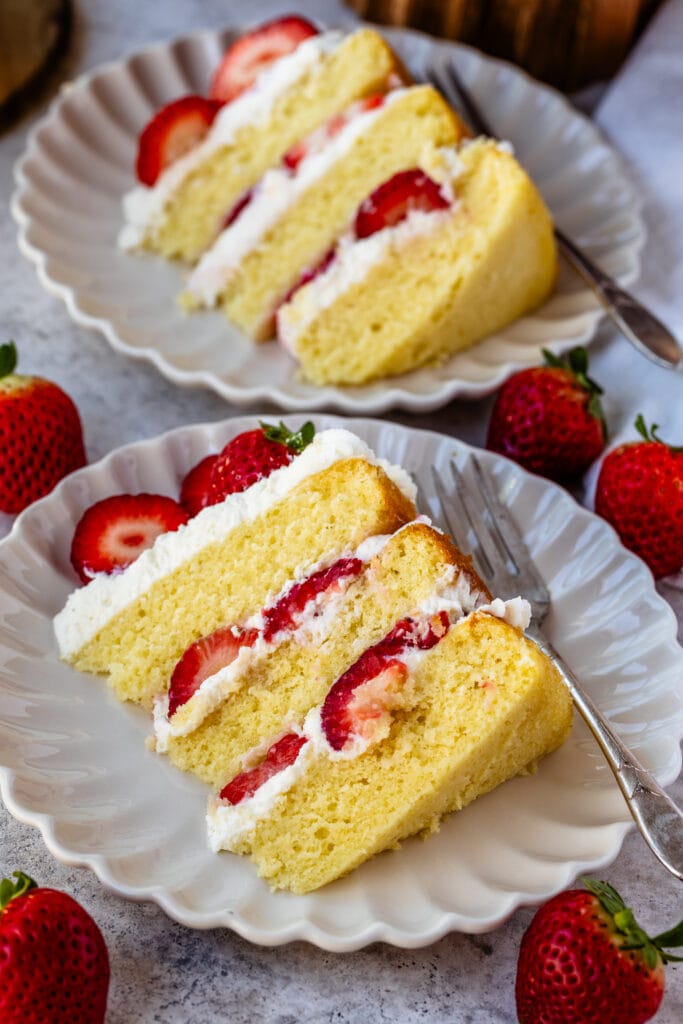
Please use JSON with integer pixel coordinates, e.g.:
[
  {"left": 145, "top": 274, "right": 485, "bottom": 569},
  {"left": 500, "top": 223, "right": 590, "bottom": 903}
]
[
  {"left": 234, "top": 613, "right": 572, "bottom": 893},
  {"left": 132, "top": 30, "right": 402, "bottom": 262},
  {"left": 160, "top": 522, "right": 484, "bottom": 788},
  {"left": 55, "top": 433, "right": 416, "bottom": 709},
  {"left": 184, "top": 86, "right": 468, "bottom": 339},
  {"left": 280, "top": 139, "right": 557, "bottom": 385}
]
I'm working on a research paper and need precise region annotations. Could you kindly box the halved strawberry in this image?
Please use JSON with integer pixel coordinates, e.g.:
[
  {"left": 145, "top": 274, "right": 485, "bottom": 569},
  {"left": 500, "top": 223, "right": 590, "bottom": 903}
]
[
  {"left": 320, "top": 612, "right": 450, "bottom": 751},
  {"left": 219, "top": 732, "right": 308, "bottom": 804},
  {"left": 282, "top": 94, "right": 386, "bottom": 172},
  {"left": 70, "top": 494, "right": 188, "bottom": 583},
  {"left": 210, "top": 421, "right": 314, "bottom": 502},
  {"left": 179, "top": 454, "right": 219, "bottom": 517},
  {"left": 136, "top": 95, "right": 222, "bottom": 186},
  {"left": 209, "top": 16, "right": 318, "bottom": 104},
  {"left": 354, "top": 168, "right": 450, "bottom": 239},
  {"left": 167, "top": 624, "right": 258, "bottom": 718},
  {"left": 321, "top": 657, "right": 408, "bottom": 752},
  {"left": 262, "top": 557, "right": 363, "bottom": 641}
]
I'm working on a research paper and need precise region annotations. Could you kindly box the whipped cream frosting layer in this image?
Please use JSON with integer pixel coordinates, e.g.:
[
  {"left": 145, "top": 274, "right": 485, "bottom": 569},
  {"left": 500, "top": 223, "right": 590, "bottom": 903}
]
[
  {"left": 185, "top": 90, "right": 405, "bottom": 307},
  {"left": 54, "top": 428, "right": 416, "bottom": 659},
  {"left": 206, "top": 580, "right": 530, "bottom": 850},
  {"left": 118, "top": 31, "right": 345, "bottom": 250}
]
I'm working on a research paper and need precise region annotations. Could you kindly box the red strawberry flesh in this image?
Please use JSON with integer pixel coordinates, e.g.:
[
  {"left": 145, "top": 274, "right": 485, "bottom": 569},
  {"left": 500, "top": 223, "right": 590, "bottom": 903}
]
[
  {"left": 277, "top": 246, "right": 337, "bottom": 313},
  {"left": 168, "top": 624, "right": 258, "bottom": 718},
  {"left": 136, "top": 95, "right": 222, "bottom": 186},
  {"left": 209, "top": 428, "right": 294, "bottom": 501},
  {"left": 262, "top": 557, "right": 363, "bottom": 641},
  {"left": 220, "top": 732, "right": 307, "bottom": 804},
  {"left": 354, "top": 168, "right": 450, "bottom": 240},
  {"left": 321, "top": 612, "right": 449, "bottom": 750},
  {"left": 221, "top": 187, "right": 255, "bottom": 230},
  {"left": 210, "top": 16, "right": 318, "bottom": 104},
  {"left": 179, "top": 454, "right": 219, "bottom": 517},
  {"left": 70, "top": 493, "right": 188, "bottom": 583}
]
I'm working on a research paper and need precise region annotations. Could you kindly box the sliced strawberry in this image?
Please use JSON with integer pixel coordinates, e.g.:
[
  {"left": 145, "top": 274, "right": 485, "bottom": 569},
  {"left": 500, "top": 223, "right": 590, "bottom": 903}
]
[
  {"left": 221, "top": 187, "right": 254, "bottom": 230},
  {"left": 262, "top": 557, "right": 364, "bottom": 642},
  {"left": 179, "top": 454, "right": 219, "bottom": 517},
  {"left": 282, "top": 94, "right": 385, "bottom": 172},
  {"left": 354, "top": 169, "right": 450, "bottom": 239},
  {"left": 168, "top": 624, "right": 259, "bottom": 718},
  {"left": 321, "top": 657, "right": 408, "bottom": 752},
  {"left": 136, "top": 95, "right": 222, "bottom": 186},
  {"left": 209, "top": 421, "right": 314, "bottom": 502},
  {"left": 320, "top": 612, "right": 450, "bottom": 751},
  {"left": 220, "top": 732, "right": 308, "bottom": 804},
  {"left": 70, "top": 494, "right": 188, "bottom": 583},
  {"left": 210, "top": 16, "right": 318, "bottom": 104}
]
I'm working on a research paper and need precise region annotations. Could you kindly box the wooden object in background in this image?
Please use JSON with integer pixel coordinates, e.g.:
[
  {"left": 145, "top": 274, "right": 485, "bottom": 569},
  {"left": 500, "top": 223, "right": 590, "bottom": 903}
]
[
  {"left": 346, "top": 0, "right": 662, "bottom": 90},
  {"left": 0, "top": 0, "right": 72, "bottom": 128}
]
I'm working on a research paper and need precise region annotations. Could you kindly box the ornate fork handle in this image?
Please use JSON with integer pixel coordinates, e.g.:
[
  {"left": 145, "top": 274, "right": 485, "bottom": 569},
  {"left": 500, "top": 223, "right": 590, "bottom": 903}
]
[
  {"left": 531, "top": 628, "right": 683, "bottom": 880},
  {"left": 557, "top": 229, "right": 683, "bottom": 369}
]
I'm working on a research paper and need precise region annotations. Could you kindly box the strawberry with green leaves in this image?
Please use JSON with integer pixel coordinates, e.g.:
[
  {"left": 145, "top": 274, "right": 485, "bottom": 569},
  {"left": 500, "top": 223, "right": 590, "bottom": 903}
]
[
  {"left": 0, "top": 341, "right": 86, "bottom": 513},
  {"left": 486, "top": 346, "right": 606, "bottom": 482},
  {"left": 595, "top": 415, "right": 683, "bottom": 579},
  {"left": 0, "top": 871, "right": 109, "bottom": 1023},
  {"left": 209, "top": 420, "right": 315, "bottom": 503},
  {"left": 516, "top": 878, "right": 683, "bottom": 1024}
]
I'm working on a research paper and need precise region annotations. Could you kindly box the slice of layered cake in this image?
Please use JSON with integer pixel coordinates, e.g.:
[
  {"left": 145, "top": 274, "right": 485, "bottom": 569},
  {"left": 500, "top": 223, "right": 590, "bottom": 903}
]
[
  {"left": 212, "top": 608, "right": 571, "bottom": 893},
  {"left": 277, "top": 138, "right": 557, "bottom": 384},
  {"left": 54, "top": 426, "right": 416, "bottom": 708},
  {"left": 54, "top": 421, "right": 572, "bottom": 893},
  {"left": 181, "top": 85, "right": 469, "bottom": 340},
  {"left": 120, "top": 18, "right": 405, "bottom": 261}
]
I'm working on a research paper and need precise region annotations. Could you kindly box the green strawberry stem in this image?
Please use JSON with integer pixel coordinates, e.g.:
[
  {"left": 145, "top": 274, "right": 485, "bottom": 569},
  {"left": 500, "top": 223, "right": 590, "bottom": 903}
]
[
  {"left": 260, "top": 419, "right": 315, "bottom": 454},
  {"left": 0, "top": 341, "right": 18, "bottom": 378},
  {"left": 0, "top": 870, "right": 36, "bottom": 910},
  {"left": 634, "top": 413, "right": 683, "bottom": 452},
  {"left": 582, "top": 877, "right": 683, "bottom": 966},
  {"left": 542, "top": 346, "right": 606, "bottom": 426}
]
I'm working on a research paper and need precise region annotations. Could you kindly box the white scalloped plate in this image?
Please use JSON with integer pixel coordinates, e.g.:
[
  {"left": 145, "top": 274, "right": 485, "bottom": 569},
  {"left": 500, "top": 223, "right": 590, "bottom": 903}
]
[
  {"left": 11, "top": 24, "right": 644, "bottom": 414},
  {"left": 0, "top": 415, "right": 681, "bottom": 950}
]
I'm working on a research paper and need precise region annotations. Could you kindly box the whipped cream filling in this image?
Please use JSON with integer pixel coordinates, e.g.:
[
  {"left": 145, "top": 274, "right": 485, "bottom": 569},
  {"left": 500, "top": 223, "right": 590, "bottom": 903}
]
[
  {"left": 185, "top": 90, "right": 404, "bottom": 307},
  {"left": 152, "top": 528, "right": 400, "bottom": 751},
  {"left": 53, "top": 428, "right": 416, "bottom": 659},
  {"left": 207, "top": 577, "right": 530, "bottom": 849},
  {"left": 277, "top": 205, "right": 454, "bottom": 354},
  {"left": 118, "top": 31, "right": 345, "bottom": 250}
]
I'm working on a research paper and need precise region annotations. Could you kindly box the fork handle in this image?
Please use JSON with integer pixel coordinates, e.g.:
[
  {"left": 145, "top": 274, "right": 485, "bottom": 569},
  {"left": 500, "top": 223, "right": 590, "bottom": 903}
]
[
  {"left": 531, "top": 630, "right": 683, "bottom": 880},
  {"left": 556, "top": 229, "right": 683, "bottom": 369}
]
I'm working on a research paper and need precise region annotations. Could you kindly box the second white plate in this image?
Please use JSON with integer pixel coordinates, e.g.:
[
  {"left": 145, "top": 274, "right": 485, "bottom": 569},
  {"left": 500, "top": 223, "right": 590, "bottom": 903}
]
[
  {"left": 0, "top": 415, "right": 681, "bottom": 950},
  {"left": 12, "top": 23, "right": 643, "bottom": 413}
]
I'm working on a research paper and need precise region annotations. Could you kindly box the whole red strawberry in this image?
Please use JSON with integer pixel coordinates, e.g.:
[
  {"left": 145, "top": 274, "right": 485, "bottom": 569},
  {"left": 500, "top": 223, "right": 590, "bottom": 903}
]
[
  {"left": 516, "top": 878, "right": 683, "bottom": 1024},
  {"left": 210, "top": 420, "right": 315, "bottom": 502},
  {"left": 486, "top": 347, "right": 606, "bottom": 482},
  {"left": 0, "top": 871, "right": 109, "bottom": 1023},
  {"left": 595, "top": 415, "right": 683, "bottom": 578},
  {"left": 0, "top": 341, "right": 86, "bottom": 513}
]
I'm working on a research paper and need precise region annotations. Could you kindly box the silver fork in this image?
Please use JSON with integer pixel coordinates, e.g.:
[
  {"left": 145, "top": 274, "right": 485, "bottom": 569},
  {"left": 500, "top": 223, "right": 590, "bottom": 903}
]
[
  {"left": 428, "top": 60, "right": 683, "bottom": 371},
  {"left": 416, "top": 454, "right": 683, "bottom": 881}
]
